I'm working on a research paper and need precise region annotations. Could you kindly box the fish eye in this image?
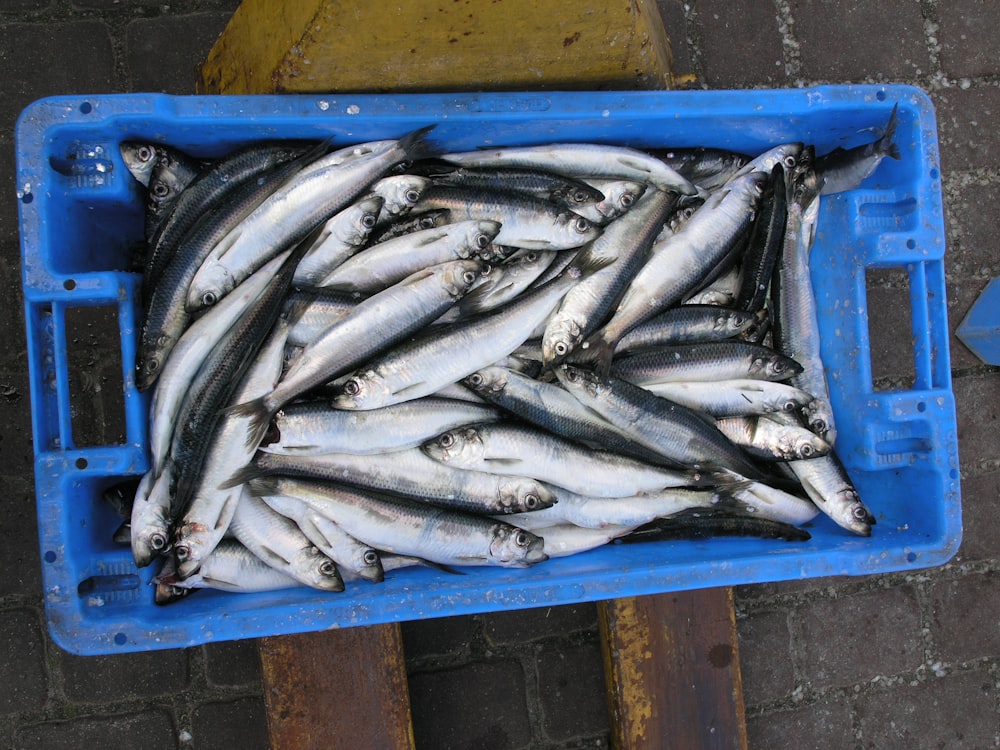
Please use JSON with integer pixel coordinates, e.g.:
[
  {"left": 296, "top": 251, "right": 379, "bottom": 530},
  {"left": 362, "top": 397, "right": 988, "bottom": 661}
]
[
  {"left": 150, "top": 533, "right": 167, "bottom": 552},
  {"left": 800, "top": 444, "right": 814, "bottom": 457},
  {"left": 320, "top": 560, "right": 337, "bottom": 576},
  {"left": 514, "top": 530, "right": 531, "bottom": 547},
  {"left": 467, "top": 372, "right": 485, "bottom": 388},
  {"left": 363, "top": 550, "right": 379, "bottom": 565},
  {"left": 419, "top": 216, "right": 437, "bottom": 229},
  {"left": 343, "top": 379, "right": 361, "bottom": 396},
  {"left": 782, "top": 154, "right": 797, "bottom": 168},
  {"left": 462, "top": 270, "right": 478, "bottom": 285},
  {"left": 524, "top": 493, "right": 540, "bottom": 510},
  {"left": 202, "top": 291, "right": 218, "bottom": 307},
  {"left": 620, "top": 193, "right": 635, "bottom": 208},
  {"left": 173, "top": 543, "right": 189, "bottom": 560},
  {"left": 151, "top": 181, "right": 170, "bottom": 197},
  {"left": 571, "top": 189, "right": 589, "bottom": 204},
  {"left": 772, "top": 360, "right": 787, "bottom": 372},
  {"left": 554, "top": 341, "right": 569, "bottom": 357},
  {"left": 573, "top": 217, "right": 591, "bottom": 233},
  {"left": 782, "top": 400, "right": 798, "bottom": 412},
  {"left": 476, "top": 233, "right": 491, "bottom": 249},
  {"left": 136, "top": 145, "right": 154, "bottom": 162},
  {"left": 145, "top": 358, "right": 159, "bottom": 374},
  {"left": 439, "top": 432, "right": 455, "bottom": 448},
  {"left": 362, "top": 213, "right": 377, "bottom": 228},
  {"left": 852, "top": 504, "right": 869, "bottom": 520},
  {"left": 404, "top": 188, "right": 421, "bottom": 203}
]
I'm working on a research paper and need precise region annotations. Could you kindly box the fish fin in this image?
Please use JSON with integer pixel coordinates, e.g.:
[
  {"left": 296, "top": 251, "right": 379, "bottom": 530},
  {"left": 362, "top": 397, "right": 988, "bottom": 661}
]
[
  {"left": 398, "top": 124, "right": 439, "bottom": 163},
  {"left": 881, "top": 103, "right": 901, "bottom": 160},
  {"left": 458, "top": 281, "right": 508, "bottom": 315},
  {"left": 220, "top": 396, "right": 275, "bottom": 452},
  {"left": 409, "top": 559, "right": 466, "bottom": 576},
  {"left": 573, "top": 334, "right": 615, "bottom": 383},
  {"left": 219, "top": 464, "right": 264, "bottom": 491},
  {"left": 484, "top": 457, "right": 523, "bottom": 467}
]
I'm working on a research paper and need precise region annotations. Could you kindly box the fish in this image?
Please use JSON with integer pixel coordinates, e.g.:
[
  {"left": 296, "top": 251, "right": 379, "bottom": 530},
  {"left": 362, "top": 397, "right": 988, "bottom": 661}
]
[
  {"left": 186, "top": 127, "right": 436, "bottom": 312},
  {"left": 249, "top": 476, "right": 549, "bottom": 568},
  {"left": 440, "top": 143, "right": 698, "bottom": 195},
  {"left": 816, "top": 103, "right": 900, "bottom": 194}
]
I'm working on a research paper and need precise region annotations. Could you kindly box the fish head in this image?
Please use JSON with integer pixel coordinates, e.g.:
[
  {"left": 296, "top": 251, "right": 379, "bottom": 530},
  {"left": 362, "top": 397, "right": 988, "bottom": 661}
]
[
  {"left": 120, "top": 142, "right": 160, "bottom": 186},
  {"left": 135, "top": 332, "right": 177, "bottom": 391},
  {"left": 550, "top": 180, "right": 605, "bottom": 209},
  {"left": 374, "top": 174, "right": 430, "bottom": 216},
  {"left": 833, "top": 489, "right": 875, "bottom": 537},
  {"left": 794, "top": 433, "right": 831, "bottom": 460},
  {"left": 556, "top": 364, "right": 605, "bottom": 400},
  {"left": 131, "top": 518, "right": 172, "bottom": 568},
  {"left": 460, "top": 220, "right": 502, "bottom": 260},
  {"left": 422, "top": 427, "right": 482, "bottom": 465},
  {"left": 594, "top": 180, "right": 646, "bottom": 222},
  {"left": 554, "top": 211, "right": 601, "bottom": 249},
  {"left": 336, "top": 195, "right": 384, "bottom": 245},
  {"left": 331, "top": 370, "right": 391, "bottom": 410},
  {"left": 497, "top": 478, "right": 557, "bottom": 514},
  {"left": 717, "top": 309, "right": 755, "bottom": 337},
  {"left": 351, "top": 547, "right": 385, "bottom": 583},
  {"left": 489, "top": 525, "right": 548, "bottom": 567},
  {"left": 302, "top": 547, "right": 346, "bottom": 592},
  {"left": 440, "top": 259, "right": 487, "bottom": 299},
  {"left": 541, "top": 315, "right": 583, "bottom": 366},
  {"left": 463, "top": 365, "right": 509, "bottom": 395},
  {"left": 187, "top": 263, "right": 235, "bottom": 311},
  {"left": 750, "top": 352, "right": 802, "bottom": 381}
]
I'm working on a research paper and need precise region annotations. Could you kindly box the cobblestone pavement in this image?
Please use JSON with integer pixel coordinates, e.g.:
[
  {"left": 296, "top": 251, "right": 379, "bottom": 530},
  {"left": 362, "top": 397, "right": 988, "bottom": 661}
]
[{"left": 2, "top": 1, "right": 999, "bottom": 748}]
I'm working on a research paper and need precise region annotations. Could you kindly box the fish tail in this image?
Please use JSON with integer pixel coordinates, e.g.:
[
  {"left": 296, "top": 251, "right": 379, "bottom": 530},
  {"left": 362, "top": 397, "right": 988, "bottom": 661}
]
[
  {"left": 881, "top": 103, "right": 901, "bottom": 161},
  {"left": 218, "top": 463, "right": 265, "bottom": 491},
  {"left": 398, "top": 124, "right": 439, "bottom": 163},
  {"left": 222, "top": 396, "right": 275, "bottom": 452},
  {"left": 244, "top": 476, "right": 280, "bottom": 498},
  {"left": 571, "top": 332, "right": 615, "bottom": 382}
]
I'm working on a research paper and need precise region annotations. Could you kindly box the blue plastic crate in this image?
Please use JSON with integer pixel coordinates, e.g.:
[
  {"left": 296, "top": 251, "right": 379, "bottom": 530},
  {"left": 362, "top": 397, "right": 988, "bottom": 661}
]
[{"left": 16, "top": 85, "right": 960, "bottom": 655}]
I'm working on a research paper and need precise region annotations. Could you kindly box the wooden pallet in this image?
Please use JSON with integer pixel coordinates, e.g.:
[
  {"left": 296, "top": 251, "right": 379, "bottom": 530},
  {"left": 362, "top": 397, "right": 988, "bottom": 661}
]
[{"left": 199, "top": 4, "right": 747, "bottom": 747}]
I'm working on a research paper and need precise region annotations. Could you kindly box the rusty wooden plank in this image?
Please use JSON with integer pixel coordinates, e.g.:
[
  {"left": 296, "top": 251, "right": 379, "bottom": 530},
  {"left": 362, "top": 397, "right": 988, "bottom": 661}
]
[
  {"left": 198, "top": 0, "right": 674, "bottom": 95},
  {"left": 598, "top": 588, "right": 748, "bottom": 750},
  {"left": 259, "top": 625, "right": 416, "bottom": 750}
]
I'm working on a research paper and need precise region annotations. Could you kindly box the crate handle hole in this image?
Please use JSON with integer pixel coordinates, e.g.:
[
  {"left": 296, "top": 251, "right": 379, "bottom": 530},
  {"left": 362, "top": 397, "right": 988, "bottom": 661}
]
[
  {"left": 21, "top": 192, "right": 33, "bottom": 205},
  {"left": 114, "top": 632, "right": 127, "bottom": 646},
  {"left": 916, "top": 401, "right": 926, "bottom": 412},
  {"left": 75, "top": 457, "right": 88, "bottom": 469},
  {"left": 79, "top": 101, "right": 93, "bottom": 115},
  {"left": 930, "top": 168, "right": 940, "bottom": 180},
  {"left": 906, "top": 239, "right": 916, "bottom": 250},
  {"left": 44, "top": 550, "right": 57, "bottom": 563},
  {"left": 906, "top": 551, "right": 917, "bottom": 562},
  {"left": 63, "top": 279, "right": 76, "bottom": 291},
  {"left": 876, "top": 90, "right": 887, "bottom": 101}
]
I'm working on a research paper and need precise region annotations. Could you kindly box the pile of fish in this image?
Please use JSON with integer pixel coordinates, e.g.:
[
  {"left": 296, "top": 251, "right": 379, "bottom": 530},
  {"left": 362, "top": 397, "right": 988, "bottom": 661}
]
[{"left": 112, "top": 106, "right": 900, "bottom": 601}]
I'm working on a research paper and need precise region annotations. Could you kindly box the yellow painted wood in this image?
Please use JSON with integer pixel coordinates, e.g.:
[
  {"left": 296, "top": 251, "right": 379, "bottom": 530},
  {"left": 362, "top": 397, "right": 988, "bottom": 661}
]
[{"left": 198, "top": 0, "right": 674, "bottom": 94}]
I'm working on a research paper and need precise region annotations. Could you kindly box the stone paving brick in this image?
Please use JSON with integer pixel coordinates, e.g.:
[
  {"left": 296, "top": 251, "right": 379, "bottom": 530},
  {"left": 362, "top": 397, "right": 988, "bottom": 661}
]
[
  {"left": 2, "top": 145, "right": 19, "bottom": 245},
  {"left": 735, "top": 574, "right": 852, "bottom": 603},
  {"left": 0, "top": 369, "right": 35, "bottom": 471},
  {"left": 537, "top": 641, "right": 608, "bottom": 742},
  {"left": 409, "top": 660, "right": 531, "bottom": 750},
  {"left": 792, "top": 0, "right": 930, "bottom": 82},
  {"left": 932, "top": 85, "right": 1000, "bottom": 174},
  {"left": 953, "top": 373, "right": 1000, "bottom": 469},
  {"left": 203, "top": 638, "right": 261, "bottom": 688},
  {"left": 482, "top": 604, "right": 597, "bottom": 647},
  {"left": 796, "top": 585, "right": 924, "bottom": 689},
  {"left": 947, "top": 277, "right": 992, "bottom": 371},
  {"left": 0, "top": 21, "right": 117, "bottom": 137},
  {"left": 696, "top": 0, "right": 785, "bottom": 88},
  {"left": 951, "top": 471, "right": 1000, "bottom": 563},
  {"left": 946, "top": 181, "right": 1000, "bottom": 281},
  {"left": 857, "top": 671, "right": 997, "bottom": 749},
  {"left": 656, "top": 0, "right": 696, "bottom": 86},
  {"left": 59, "top": 647, "right": 189, "bottom": 702},
  {"left": 865, "top": 280, "right": 917, "bottom": 387},
  {"left": 0, "top": 609, "right": 47, "bottom": 716},
  {"left": 926, "top": 570, "right": 1000, "bottom": 663},
  {"left": 402, "top": 613, "right": 478, "bottom": 661},
  {"left": 16, "top": 709, "right": 178, "bottom": 750},
  {"left": 125, "top": 14, "right": 236, "bottom": 94},
  {"left": 0, "top": 485, "right": 42, "bottom": 599},
  {"left": 747, "top": 697, "right": 854, "bottom": 750},
  {"left": 736, "top": 609, "right": 795, "bottom": 706},
  {"left": 936, "top": 0, "right": 1000, "bottom": 78},
  {"left": 191, "top": 696, "right": 269, "bottom": 750}
]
